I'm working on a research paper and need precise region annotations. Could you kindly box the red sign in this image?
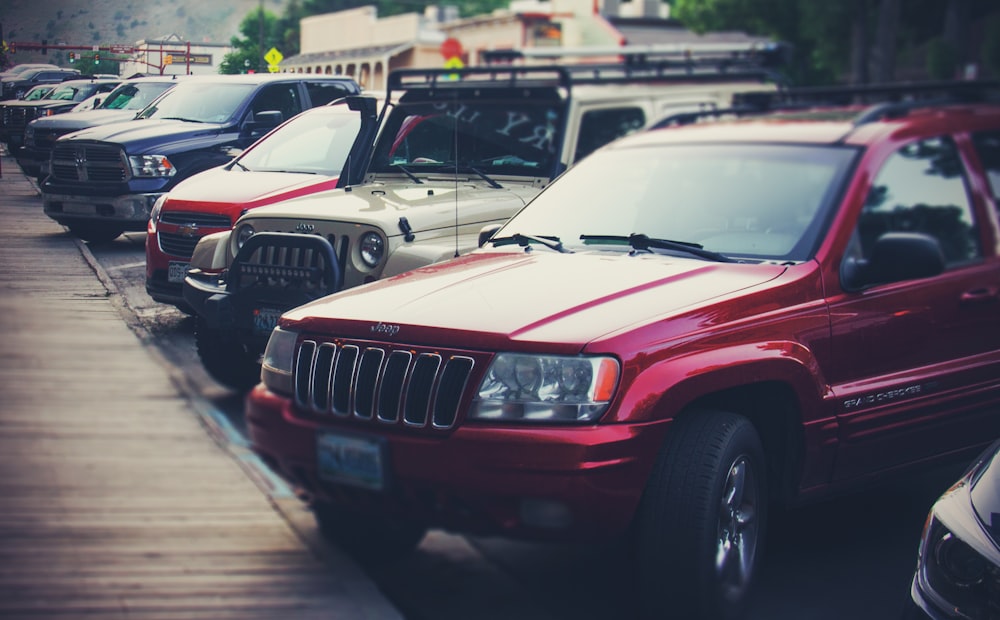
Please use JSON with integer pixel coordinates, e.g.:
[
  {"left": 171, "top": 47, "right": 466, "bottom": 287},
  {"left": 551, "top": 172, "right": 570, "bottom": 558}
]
[{"left": 440, "top": 37, "right": 462, "bottom": 59}]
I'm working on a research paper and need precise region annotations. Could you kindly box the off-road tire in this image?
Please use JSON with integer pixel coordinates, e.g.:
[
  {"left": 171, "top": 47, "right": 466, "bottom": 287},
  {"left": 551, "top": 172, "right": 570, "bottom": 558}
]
[
  {"left": 634, "top": 410, "right": 767, "bottom": 620},
  {"left": 194, "top": 317, "right": 262, "bottom": 391}
]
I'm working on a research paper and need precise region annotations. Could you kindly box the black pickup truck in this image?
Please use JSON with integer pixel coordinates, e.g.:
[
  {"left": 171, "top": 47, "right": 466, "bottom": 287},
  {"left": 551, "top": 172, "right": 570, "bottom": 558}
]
[{"left": 41, "top": 73, "right": 361, "bottom": 243}]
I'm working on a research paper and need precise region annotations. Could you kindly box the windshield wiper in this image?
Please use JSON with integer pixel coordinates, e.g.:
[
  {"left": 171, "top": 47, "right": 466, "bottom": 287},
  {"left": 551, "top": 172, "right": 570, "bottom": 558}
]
[
  {"left": 390, "top": 163, "right": 423, "bottom": 184},
  {"left": 231, "top": 160, "right": 251, "bottom": 172},
  {"left": 491, "top": 233, "right": 569, "bottom": 253},
  {"left": 458, "top": 164, "right": 502, "bottom": 189},
  {"left": 159, "top": 116, "right": 203, "bottom": 123},
  {"left": 580, "top": 233, "right": 737, "bottom": 263}
]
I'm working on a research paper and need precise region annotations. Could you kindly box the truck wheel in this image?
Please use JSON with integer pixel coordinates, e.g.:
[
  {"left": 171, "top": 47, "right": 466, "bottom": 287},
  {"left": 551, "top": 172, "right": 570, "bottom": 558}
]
[
  {"left": 313, "top": 501, "right": 427, "bottom": 563},
  {"left": 194, "top": 318, "right": 262, "bottom": 391},
  {"left": 66, "top": 222, "right": 123, "bottom": 244},
  {"left": 634, "top": 410, "right": 766, "bottom": 620}
]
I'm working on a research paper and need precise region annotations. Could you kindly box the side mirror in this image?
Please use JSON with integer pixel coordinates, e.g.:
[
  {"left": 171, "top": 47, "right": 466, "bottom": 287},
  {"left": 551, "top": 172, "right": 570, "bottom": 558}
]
[
  {"left": 246, "top": 110, "right": 283, "bottom": 133},
  {"left": 841, "top": 232, "right": 945, "bottom": 290},
  {"left": 478, "top": 224, "right": 502, "bottom": 248}
]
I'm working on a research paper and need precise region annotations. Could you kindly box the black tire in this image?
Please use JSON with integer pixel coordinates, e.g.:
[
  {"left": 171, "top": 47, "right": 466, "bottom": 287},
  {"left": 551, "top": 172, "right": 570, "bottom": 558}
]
[
  {"left": 66, "top": 222, "right": 123, "bottom": 244},
  {"left": 634, "top": 410, "right": 767, "bottom": 620},
  {"left": 194, "top": 317, "right": 262, "bottom": 391},
  {"left": 313, "top": 501, "right": 427, "bottom": 563}
]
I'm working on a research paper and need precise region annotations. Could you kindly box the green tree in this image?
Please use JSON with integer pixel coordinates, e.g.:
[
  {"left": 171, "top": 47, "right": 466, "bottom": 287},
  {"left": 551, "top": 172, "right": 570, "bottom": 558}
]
[
  {"left": 219, "top": 7, "right": 282, "bottom": 74},
  {"left": 673, "top": 0, "right": 998, "bottom": 84}
]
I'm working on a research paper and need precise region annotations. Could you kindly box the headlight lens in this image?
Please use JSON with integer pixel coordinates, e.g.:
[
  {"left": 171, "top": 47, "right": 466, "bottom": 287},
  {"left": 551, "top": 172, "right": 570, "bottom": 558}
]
[
  {"left": 235, "top": 223, "right": 255, "bottom": 250},
  {"left": 469, "top": 354, "right": 619, "bottom": 423},
  {"left": 147, "top": 194, "right": 168, "bottom": 234},
  {"left": 359, "top": 231, "right": 385, "bottom": 267},
  {"left": 24, "top": 125, "right": 34, "bottom": 142},
  {"left": 261, "top": 327, "right": 297, "bottom": 395},
  {"left": 129, "top": 154, "right": 176, "bottom": 178}
]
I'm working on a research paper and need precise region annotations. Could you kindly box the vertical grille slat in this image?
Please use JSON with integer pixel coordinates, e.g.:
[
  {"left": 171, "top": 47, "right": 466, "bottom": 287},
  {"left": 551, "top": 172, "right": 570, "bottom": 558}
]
[
  {"left": 293, "top": 341, "right": 473, "bottom": 432},
  {"left": 404, "top": 355, "right": 441, "bottom": 427}
]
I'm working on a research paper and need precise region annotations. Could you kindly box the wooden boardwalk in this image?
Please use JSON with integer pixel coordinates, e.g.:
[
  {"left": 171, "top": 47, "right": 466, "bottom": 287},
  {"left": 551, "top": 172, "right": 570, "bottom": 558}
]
[{"left": 0, "top": 155, "right": 401, "bottom": 619}]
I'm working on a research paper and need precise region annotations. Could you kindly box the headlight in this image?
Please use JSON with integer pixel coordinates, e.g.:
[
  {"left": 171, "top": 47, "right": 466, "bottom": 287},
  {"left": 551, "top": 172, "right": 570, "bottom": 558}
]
[
  {"left": 914, "top": 460, "right": 1000, "bottom": 620},
  {"left": 24, "top": 125, "right": 34, "bottom": 142},
  {"left": 359, "top": 231, "right": 385, "bottom": 267},
  {"left": 235, "top": 223, "right": 255, "bottom": 250},
  {"left": 147, "top": 194, "right": 168, "bottom": 234},
  {"left": 261, "top": 327, "right": 297, "bottom": 395},
  {"left": 469, "top": 353, "right": 619, "bottom": 423},
  {"left": 129, "top": 154, "right": 176, "bottom": 178}
]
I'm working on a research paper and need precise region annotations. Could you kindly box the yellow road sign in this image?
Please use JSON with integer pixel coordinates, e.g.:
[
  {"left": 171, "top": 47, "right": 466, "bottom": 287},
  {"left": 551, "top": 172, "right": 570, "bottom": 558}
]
[{"left": 263, "top": 47, "right": 283, "bottom": 66}]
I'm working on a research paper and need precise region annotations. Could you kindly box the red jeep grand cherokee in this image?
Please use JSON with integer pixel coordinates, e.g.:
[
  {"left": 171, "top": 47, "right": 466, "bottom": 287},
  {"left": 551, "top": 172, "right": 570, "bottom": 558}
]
[{"left": 247, "top": 82, "right": 1000, "bottom": 620}]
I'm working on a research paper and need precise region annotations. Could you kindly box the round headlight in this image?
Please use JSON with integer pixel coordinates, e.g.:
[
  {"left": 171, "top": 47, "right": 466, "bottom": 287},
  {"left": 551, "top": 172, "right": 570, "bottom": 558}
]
[
  {"left": 235, "top": 224, "right": 256, "bottom": 250},
  {"left": 359, "top": 232, "right": 384, "bottom": 267}
]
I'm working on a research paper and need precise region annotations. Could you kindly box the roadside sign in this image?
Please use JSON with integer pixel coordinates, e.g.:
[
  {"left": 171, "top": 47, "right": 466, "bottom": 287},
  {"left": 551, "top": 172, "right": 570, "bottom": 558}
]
[{"left": 264, "top": 47, "right": 283, "bottom": 66}]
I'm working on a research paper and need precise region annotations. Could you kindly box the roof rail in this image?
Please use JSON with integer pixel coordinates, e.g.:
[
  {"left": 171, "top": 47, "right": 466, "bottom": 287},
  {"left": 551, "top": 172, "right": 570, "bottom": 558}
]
[{"left": 650, "top": 79, "right": 1000, "bottom": 129}]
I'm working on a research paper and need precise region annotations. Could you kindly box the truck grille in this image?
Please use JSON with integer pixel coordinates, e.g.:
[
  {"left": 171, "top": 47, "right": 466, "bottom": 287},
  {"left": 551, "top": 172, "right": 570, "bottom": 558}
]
[
  {"left": 294, "top": 340, "right": 475, "bottom": 430},
  {"left": 27, "top": 127, "right": 73, "bottom": 149},
  {"left": 158, "top": 212, "right": 232, "bottom": 258},
  {"left": 5, "top": 107, "right": 29, "bottom": 131},
  {"left": 50, "top": 142, "right": 129, "bottom": 183}
]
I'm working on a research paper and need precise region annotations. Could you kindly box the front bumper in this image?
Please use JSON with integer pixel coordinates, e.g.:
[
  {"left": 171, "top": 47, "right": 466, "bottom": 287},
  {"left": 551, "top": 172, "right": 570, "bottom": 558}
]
[
  {"left": 246, "top": 383, "right": 671, "bottom": 540},
  {"left": 42, "top": 191, "right": 162, "bottom": 230}
]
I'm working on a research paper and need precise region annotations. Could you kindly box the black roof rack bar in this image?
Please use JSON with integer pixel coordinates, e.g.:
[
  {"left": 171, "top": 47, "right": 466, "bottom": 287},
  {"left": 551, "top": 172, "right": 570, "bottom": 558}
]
[
  {"left": 387, "top": 66, "right": 573, "bottom": 98},
  {"left": 387, "top": 61, "right": 778, "bottom": 97},
  {"left": 482, "top": 42, "right": 787, "bottom": 64}
]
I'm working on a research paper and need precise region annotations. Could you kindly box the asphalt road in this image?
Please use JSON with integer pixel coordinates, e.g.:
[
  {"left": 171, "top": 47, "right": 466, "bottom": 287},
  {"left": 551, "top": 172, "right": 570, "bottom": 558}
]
[{"left": 89, "top": 231, "right": 961, "bottom": 620}]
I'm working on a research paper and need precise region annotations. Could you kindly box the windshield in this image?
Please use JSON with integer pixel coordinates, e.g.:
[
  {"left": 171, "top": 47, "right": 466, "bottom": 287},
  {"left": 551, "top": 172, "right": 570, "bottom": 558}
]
[
  {"left": 369, "top": 97, "right": 562, "bottom": 178},
  {"left": 135, "top": 82, "right": 255, "bottom": 123},
  {"left": 101, "top": 82, "right": 174, "bottom": 111},
  {"left": 22, "top": 86, "right": 52, "bottom": 101},
  {"left": 236, "top": 105, "right": 361, "bottom": 175},
  {"left": 494, "top": 142, "right": 857, "bottom": 262},
  {"left": 44, "top": 83, "right": 87, "bottom": 101}
]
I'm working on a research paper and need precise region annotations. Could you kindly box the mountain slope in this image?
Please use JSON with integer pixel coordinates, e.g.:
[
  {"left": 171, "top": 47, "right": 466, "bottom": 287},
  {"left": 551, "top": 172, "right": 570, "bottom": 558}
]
[{"left": 3, "top": 0, "right": 289, "bottom": 67}]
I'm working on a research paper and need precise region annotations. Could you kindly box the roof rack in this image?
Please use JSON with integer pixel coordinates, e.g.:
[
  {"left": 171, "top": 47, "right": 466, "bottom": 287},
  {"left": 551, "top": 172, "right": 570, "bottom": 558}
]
[
  {"left": 387, "top": 65, "right": 573, "bottom": 98},
  {"left": 482, "top": 42, "right": 787, "bottom": 66},
  {"left": 388, "top": 52, "right": 781, "bottom": 99},
  {"left": 651, "top": 79, "right": 1000, "bottom": 129}
]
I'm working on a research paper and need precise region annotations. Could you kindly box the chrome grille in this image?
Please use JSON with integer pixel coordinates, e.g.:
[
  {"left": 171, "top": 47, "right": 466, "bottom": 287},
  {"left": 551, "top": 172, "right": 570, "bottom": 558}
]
[
  {"left": 161, "top": 211, "right": 232, "bottom": 227},
  {"left": 50, "top": 142, "right": 128, "bottom": 183},
  {"left": 158, "top": 212, "right": 233, "bottom": 259},
  {"left": 294, "top": 340, "right": 475, "bottom": 430}
]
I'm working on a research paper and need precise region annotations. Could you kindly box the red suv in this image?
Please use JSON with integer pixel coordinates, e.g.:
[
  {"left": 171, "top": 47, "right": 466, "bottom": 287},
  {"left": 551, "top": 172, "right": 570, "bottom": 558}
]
[
  {"left": 246, "top": 82, "right": 1000, "bottom": 620},
  {"left": 145, "top": 95, "right": 379, "bottom": 311}
]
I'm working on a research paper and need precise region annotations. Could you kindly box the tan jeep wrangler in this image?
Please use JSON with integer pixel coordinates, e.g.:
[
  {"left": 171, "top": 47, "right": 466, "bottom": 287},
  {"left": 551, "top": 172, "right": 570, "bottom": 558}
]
[{"left": 182, "top": 46, "right": 783, "bottom": 390}]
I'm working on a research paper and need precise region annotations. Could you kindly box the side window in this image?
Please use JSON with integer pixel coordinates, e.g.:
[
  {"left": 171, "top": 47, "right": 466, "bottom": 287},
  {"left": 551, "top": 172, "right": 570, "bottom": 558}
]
[
  {"left": 971, "top": 130, "right": 1000, "bottom": 206},
  {"left": 855, "top": 136, "right": 980, "bottom": 267},
  {"left": 305, "top": 81, "right": 355, "bottom": 107},
  {"left": 574, "top": 107, "right": 645, "bottom": 162},
  {"left": 251, "top": 84, "right": 302, "bottom": 124}
]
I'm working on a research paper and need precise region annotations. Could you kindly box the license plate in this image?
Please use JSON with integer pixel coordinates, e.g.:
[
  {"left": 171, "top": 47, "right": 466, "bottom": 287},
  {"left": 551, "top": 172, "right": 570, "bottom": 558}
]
[
  {"left": 252, "top": 306, "right": 282, "bottom": 335},
  {"left": 167, "top": 261, "right": 189, "bottom": 283},
  {"left": 317, "top": 432, "right": 385, "bottom": 491}
]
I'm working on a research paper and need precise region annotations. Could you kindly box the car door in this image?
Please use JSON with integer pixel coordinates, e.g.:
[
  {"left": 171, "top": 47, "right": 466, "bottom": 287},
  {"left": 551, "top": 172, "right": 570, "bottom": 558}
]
[{"left": 827, "top": 133, "right": 1000, "bottom": 481}]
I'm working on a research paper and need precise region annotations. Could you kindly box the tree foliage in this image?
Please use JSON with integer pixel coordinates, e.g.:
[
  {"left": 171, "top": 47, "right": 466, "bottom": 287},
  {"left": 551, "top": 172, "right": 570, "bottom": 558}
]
[
  {"left": 672, "top": 0, "right": 998, "bottom": 84},
  {"left": 219, "top": 7, "right": 282, "bottom": 74}
]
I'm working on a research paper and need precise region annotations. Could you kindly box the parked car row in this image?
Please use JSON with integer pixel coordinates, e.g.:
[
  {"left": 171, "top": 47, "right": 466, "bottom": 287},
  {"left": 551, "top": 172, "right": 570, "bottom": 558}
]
[{"left": 6, "top": 51, "right": 998, "bottom": 620}]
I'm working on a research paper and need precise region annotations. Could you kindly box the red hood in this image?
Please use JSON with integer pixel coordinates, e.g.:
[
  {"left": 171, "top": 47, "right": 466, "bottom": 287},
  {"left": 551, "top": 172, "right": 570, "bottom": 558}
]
[
  {"left": 284, "top": 250, "right": 789, "bottom": 352},
  {"left": 163, "top": 167, "right": 339, "bottom": 214}
]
